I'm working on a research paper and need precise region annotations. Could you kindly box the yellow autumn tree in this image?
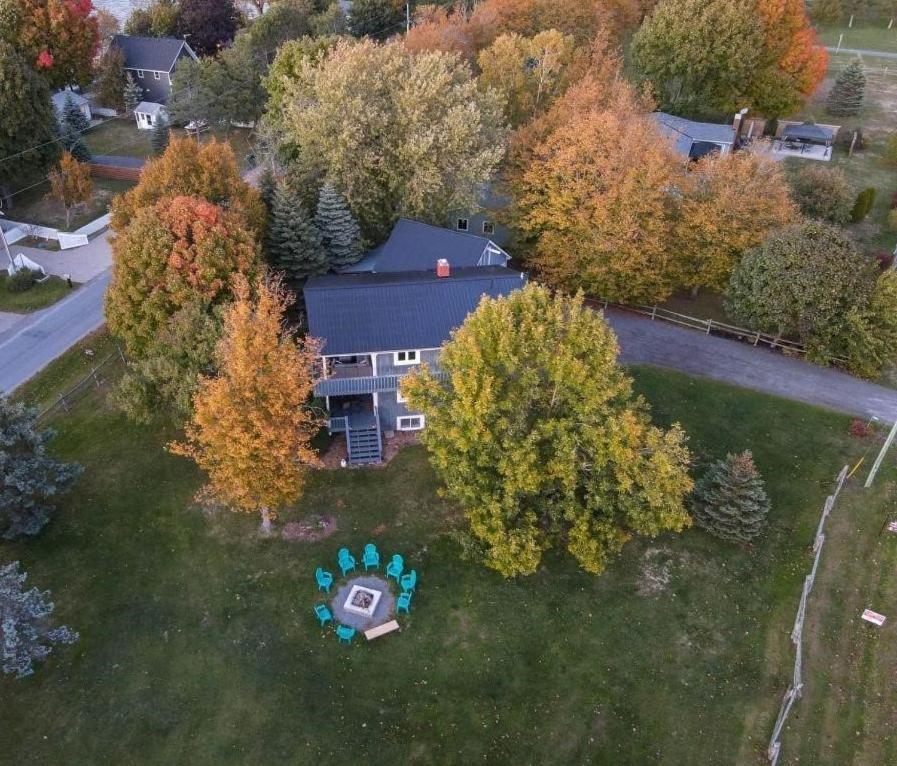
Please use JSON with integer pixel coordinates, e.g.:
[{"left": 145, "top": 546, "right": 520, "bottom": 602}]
[
  {"left": 676, "top": 144, "right": 798, "bottom": 293},
  {"left": 48, "top": 152, "right": 92, "bottom": 229},
  {"left": 169, "top": 274, "right": 323, "bottom": 533}
]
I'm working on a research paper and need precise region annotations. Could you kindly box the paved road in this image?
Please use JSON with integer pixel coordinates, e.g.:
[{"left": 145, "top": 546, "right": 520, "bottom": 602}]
[
  {"left": 826, "top": 46, "right": 897, "bottom": 60},
  {"left": 0, "top": 270, "right": 110, "bottom": 394},
  {"left": 605, "top": 308, "right": 897, "bottom": 422}
]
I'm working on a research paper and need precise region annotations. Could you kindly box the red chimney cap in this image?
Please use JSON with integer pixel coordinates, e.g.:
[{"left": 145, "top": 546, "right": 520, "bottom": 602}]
[{"left": 436, "top": 258, "right": 450, "bottom": 278}]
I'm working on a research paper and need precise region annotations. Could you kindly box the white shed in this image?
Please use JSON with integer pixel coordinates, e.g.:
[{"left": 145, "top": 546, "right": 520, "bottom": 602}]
[
  {"left": 52, "top": 90, "right": 92, "bottom": 123},
  {"left": 134, "top": 101, "right": 165, "bottom": 130}
]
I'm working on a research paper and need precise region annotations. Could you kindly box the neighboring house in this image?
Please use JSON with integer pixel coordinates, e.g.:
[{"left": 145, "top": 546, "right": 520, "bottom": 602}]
[
  {"left": 343, "top": 218, "right": 510, "bottom": 273},
  {"left": 448, "top": 185, "right": 512, "bottom": 248},
  {"left": 111, "top": 34, "right": 197, "bottom": 126},
  {"left": 652, "top": 112, "right": 736, "bottom": 160},
  {"left": 306, "top": 236, "right": 526, "bottom": 464},
  {"left": 52, "top": 89, "right": 92, "bottom": 124}
]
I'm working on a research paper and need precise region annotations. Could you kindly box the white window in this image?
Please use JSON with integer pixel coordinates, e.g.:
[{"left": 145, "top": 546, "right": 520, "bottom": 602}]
[
  {"left": 394, "top": 350, "right": 419, "bottom": 366},
  {"left": 397, "top": 415, "right": 424, "bottom": 431},
  {"left": 153, "top": 71, "right": 161, "bottom": 80},
  {"left": 482, "top": 220, "right": 494, "bottom": 235},
  {"left": 137, "top": 70, "right": 145, "bottom": 79},
  {"left": 456, "top": 217, "right": 468, "bottom": 231}
]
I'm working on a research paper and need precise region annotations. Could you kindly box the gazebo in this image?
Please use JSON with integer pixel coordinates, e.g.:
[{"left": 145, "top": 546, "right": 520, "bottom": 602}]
[{"left": 780, "top": 122, "right": 835, "bottom": 149}]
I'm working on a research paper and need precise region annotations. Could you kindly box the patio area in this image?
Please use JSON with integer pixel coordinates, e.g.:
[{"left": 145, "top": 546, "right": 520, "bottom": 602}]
[{"left": 771, "top": 141, "right": 833, "bottom": 161}]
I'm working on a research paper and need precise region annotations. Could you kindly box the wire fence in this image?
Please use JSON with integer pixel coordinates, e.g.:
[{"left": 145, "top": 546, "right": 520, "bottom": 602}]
[
  {"left": 766, "top": 463, "right": 850, "bottom": 766},
  {"left": 35, "top": 345, "right": 126, "bottom": 424}
]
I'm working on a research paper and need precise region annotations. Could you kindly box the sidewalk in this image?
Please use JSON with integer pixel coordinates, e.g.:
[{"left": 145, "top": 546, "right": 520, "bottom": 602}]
[{"left": 9, "top": 229, "right": 112, "bottom": 282}]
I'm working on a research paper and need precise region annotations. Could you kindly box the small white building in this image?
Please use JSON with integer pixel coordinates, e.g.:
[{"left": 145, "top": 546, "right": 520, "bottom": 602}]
[
  {"left": 52, "top": 89, "right": 92, "bottom": 124},
  {"left": 134, "top": 101, "right": 166, "bottom": 130}
]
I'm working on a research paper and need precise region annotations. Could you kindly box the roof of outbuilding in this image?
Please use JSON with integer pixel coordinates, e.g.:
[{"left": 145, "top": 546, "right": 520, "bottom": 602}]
[
  {"left": 343, "top": 218, "right": 509, "bottom": 273},
  {"left": 781, "top": 122, "right": 835, "bottom": 142},
  {"left": 135, "top": 101, "right": 165, "bottom": 115},
  {"left": 304, "top": 267, "right": 526, "bottom": 355},
  {"left": 652, "top": 112, "right": 735, "bottom": 157},
  {"left": 111, "top": 35, "right": 196, "bottom": 72},
  {"left": 51, "top": 90, "right": 89, "bottom": 109}
]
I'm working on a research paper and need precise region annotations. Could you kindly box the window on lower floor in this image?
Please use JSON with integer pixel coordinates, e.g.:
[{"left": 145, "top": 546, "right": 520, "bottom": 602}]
[
  {"left": 397, "top": 415, "right": 425, "bottom": 431},
  {"left": 456, "top": 217, "right": 468, "bottom": 231}
]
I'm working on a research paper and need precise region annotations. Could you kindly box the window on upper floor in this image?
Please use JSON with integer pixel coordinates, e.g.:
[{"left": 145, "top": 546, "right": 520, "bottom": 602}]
[
  {"left": 456, "top": 217, "right": 468, "bottom": 232},
  {"left": 482, "top": 220, "right": 494, "bottom": 235},
  {"left": 397, "top": 415, "right": 425, "bottom": 431},
  {"left": 153, "top": 71, "right": 161, "bottom": 80},
  {"left": 394, "top": 350, "right": 419, "bottom": 366},
  {"left": 137, "top": 70, "right": 145, "bottom": 78}
]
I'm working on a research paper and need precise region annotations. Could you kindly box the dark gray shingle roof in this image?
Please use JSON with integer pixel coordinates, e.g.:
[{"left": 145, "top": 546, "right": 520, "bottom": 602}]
[
  {"left": 652, "top": 112, "right": 735, "bottom": 157},
  {"left": 305, "top": 267, "right": 526, "bottom": 355},
  {"left": 343, "top": 218, "right": 509, "bottom": 273},
  {"left": 111, "top": 35, "right": 194, "bottom": 72},
  {"left": 782, "top": 122, "right": 834, "bottom": 143}
]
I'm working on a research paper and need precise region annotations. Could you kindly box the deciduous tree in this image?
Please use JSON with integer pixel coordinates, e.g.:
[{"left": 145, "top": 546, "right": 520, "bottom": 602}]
[
  {"left": 0, "top": 399, "right": 82, "bottom": 540},
  {"left": 124, "top": 0, "right": 179, "bottom": 37},
  {"left": 726, "top": 221, "right": 876, "bottom": 364},
  {"left": 346, "top": 0, "right": 404, "bottom": 39},
  {"left": 0, "top": 41, "right": 59, "bottom": 209},
  {"left": 403, "top": 284, "right": 692, "bottom": 577},
  {"left": 268, "top": 39, "right": 507, "bottom": 241},
  {"left": 175, "top": 0, "right": 240, "bottom": 56},
  {"left": 94, "top": 43, "right": 126, "bottom": 111},
  {"left": 790, "top": 164, "right": 854, "bottom": 224},
  {"left": 110, "top": 138, "right": 266, "bottom": 237},
  {"left": 169, "top": 275, "right": 323, "bottom": 533},
  {"left": 106, "top": 195, "right": 261, "bottom": 356},
  {"left": 691, "top": 451, "right": 769, "bottom": 543},
  {"left": 0, "top": 561, "right": 78, "bottom": 678},
  {"left": 48, "top": 152, "right": 92, "bottom": 229},
  {"left": 843, "top": 270, "right": 897, "bottom": 379}
]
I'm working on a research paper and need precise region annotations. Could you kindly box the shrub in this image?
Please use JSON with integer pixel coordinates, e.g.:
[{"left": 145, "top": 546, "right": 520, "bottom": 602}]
[
  {"left": 888, "top": 210, "right": 897, "bottom": 232},
  {"left": 790, "top": 165, "right": 854, "bottom": 225},
  {"left": 874, "top": 250, "right": 894, "bottom": 270},
  {"left": 6, "top": 268, "right": 39, "bottom": 292},
  {"left": 851, "top": 187, "right": 876, "bottom": 222},
  {"left": 849, "top": 418, "right": 874, "bottom": 438}
]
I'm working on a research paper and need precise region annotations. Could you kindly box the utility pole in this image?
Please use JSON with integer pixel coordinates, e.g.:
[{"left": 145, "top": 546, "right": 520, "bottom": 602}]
[
  {"left": 0, "top": 211, "right": 13, "bottom": 269},
  {"left": 865, "top": 417, "right": 897, "bottom": 488},
  {"left": 406, "top": 2, "right": 411, "bottom": 32}
]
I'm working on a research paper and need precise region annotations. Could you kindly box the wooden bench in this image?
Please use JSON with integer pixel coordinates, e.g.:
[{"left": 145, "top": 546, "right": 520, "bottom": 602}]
[{"left": 364, "top": 620, "right": 400, "bottom": 640}]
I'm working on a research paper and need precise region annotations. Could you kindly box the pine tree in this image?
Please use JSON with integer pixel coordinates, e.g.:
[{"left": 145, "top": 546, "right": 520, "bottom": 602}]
[
  {"left": 61, "top": 93, "right": 91, "bottom": 134},
  {"left": 267, "top": 180, "right": 328, "bottom": 281},
  {"left": 123, "top": 72, "right": 142, "bottom": 114},
  {"left": 827, "top": 59, "right": 866, "bottom": 117},
  {"left": 0, "top": 561, "right": 78, "bottom": 678},
  {"left": 150, "top": 115, "right": 170, "bottom": 155},
  {"left": 59, "top": 123, "right": 91, "bottom": 163},
  {"left": 690, "top": 451, "right": 770, "bottom": 543},
  {"left": 315, "top": 181, "right": 363, "bottom": 269},
  {"left": 0, "top": 399, "right": 83, "bottom": 539}
]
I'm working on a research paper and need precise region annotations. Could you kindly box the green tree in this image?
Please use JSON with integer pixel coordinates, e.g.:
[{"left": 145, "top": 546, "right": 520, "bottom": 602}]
[
  {"left": 691, "top": 451, "right": 770, "bottom": 543},
  {"left": 265, "top": 39, "right": 507, "bottom": 241},
  {"left": 851, "top": 186, "right": 876, "bottom": 222},
  {"left": 0, "top": 41, "right": 59, "bottom": 209},
  {"left": 842, "top": 270, "right": 897, "bottom": 378},
  {"left": 403, "top": 284, "right": 693, "bottom": 577},
  {"left": 1, "top": 561, "right": 78, "bottom": 679},
  {"left": 827, "top": 59, "right": 866, "bottom": 116},
  {"left": 315, "top": 181, "right": 363, "bottom": 269},
  {"left": 811, "top": 0, "right": 843, "bottom": 22},
  {"left": 266, "top": 179, "right": 328, "bottom": 281},
  {"left": 790, "top": 164, "right": 854, "bottom": 224},
  {"left": 59, "top": 94, "right": 91, "bottom": 162},
  {"left": 124, "top": 0, "right": 179, "bottom": 36},
  {"left": 150, "top": 115, "right": 170, "bottom": 155},
  {"left": 726, "top": 221, "right": 876, "bottom": 364},
  {"left": 0, "top": 399, "right": 82, "bottom": 539},
  {"left": 347, "top": 0, "right": 404, "bottom": 38},
  {"left": 175, "top": 0, "right": 240, "bottom": 56},
  {"left": 123, "top": 72, "right": 142, "bottom": 113},
  {"left": 94, "top": 43, "right": 126, "bottom": 111}
]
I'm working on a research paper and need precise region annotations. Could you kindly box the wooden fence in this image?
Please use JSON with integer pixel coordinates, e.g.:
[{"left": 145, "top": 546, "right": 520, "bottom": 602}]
[{"left": 35, "top": 346, "right": 125, "bottom": 424}]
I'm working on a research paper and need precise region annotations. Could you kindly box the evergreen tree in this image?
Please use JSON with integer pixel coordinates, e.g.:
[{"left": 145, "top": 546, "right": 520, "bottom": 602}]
[
  {"left": 123, "top": 72, "right": 143, "bottom": 114},
  {"left": 61, "top": 94, "right": 90, "bottom": 134},
  {"left": 827, "top": 59, "right": 866, "bottom": 116},
  {"left": 315, "top": 181, "right": 363, "bottom": 269},
  {"left": 267, "top": 180, "right": 328, "bottom": 281},
  {"left": 0, "top": 561, "right": 78, "bottom": 679},
  {"left": 59, "top": 94, "right": 91, "bottom": 162},
  {"left": 690, "top": 451, "right": 770, "bottom": 543},
  {"left": 0, "top": 399, "right": 83, "bottom": 540},
  {"left": 150, "top": 115, "right": 170, "bottom": 155}
]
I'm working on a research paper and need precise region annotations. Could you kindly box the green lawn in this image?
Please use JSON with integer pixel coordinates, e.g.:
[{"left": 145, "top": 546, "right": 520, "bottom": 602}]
[
  {"left": 2, "top": 330, "right": 884, "bottom": 765},
  {"left": 815, "top": 23, "right": 897, "bottom": 54},
  {"left": 7, "top": 177, "right": 134, "bottom": 232},
  {"left": 0, "top": 273, "right": 74, "bottom": 313},
  {"left": 83, "top": 119, "right": 154, "bottom": 159}
]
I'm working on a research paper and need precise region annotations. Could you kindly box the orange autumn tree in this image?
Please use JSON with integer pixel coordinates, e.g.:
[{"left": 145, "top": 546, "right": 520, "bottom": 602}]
[
  {"left": 48, "top": 151, "right": 92, "bottom": 229},
  {"left": 169, "top": 275, "right": 323, "bottom": 533}
]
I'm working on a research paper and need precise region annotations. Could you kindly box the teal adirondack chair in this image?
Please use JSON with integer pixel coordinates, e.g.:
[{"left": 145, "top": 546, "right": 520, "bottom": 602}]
[
  {"left": 337, "top": 548, "right": 356, "bottom": 576},
  {"left": 336, "top": 624, "right": 356, "bottom": 644},
  {"left": 386, "top": 554, "right": 404, "bottom": 582},
  {"left": 397, "top": 590, "right": 413, "bottom": 615},
  {"left": 315, "top": 567, "right": 333, "bottom": 593},
  {"left": 362, "top": 546, "right": 380, "bottom": 571},
  {"left": 314, "top": 603, "right": 333, "bottom": 628},
  {"left": 400, "top": 569, "right": 417, "bottom": 593}
]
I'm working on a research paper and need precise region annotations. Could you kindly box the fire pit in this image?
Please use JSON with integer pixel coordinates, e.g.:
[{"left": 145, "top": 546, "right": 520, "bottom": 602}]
[{"left": 343, "top": 584, "right": 383, "bottom": 618}]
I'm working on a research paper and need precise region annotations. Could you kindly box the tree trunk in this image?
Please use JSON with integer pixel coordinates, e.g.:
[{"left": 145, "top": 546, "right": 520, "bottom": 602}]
[{"left": 259, "top": 506, "right": 273, "bottom": 535}]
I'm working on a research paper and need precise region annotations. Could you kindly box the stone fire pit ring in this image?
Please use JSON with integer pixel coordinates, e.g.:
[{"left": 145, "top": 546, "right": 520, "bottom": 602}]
[{"left": 331, "top": 575, "right": 395, "bottom": 632}]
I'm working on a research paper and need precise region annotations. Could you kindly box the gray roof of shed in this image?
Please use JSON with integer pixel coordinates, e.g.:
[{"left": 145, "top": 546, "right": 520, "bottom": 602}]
[
  {"left": 111, "top": 35, "right": 195, "bottom": 72},
  {"left": 343, "top": 218, "right": 509, "bottom": 273},
  {"left": 51, "top": 90, "right": 89, "bottom": 109},
  {"left": 304, "top": 267, "right": 526, "bottom": 356},
  {"left": 652, "top": 112, "right": 735, "bottom": 156},
  {"left": 135, "top": 101, "right": 165, "bottom": 115}
]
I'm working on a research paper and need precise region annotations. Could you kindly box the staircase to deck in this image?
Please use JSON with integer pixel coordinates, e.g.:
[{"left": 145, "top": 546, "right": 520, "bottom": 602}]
[{"left": 346, "top": 409, "right": 382, "bottom": 465}]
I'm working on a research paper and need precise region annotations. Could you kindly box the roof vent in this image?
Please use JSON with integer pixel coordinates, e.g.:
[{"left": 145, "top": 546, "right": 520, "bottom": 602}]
[{"left": 436, "top": 258, "right": 450, "bottom": 278}]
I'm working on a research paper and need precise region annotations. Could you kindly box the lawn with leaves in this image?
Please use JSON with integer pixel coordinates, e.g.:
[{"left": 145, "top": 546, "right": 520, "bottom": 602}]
[
  {"left": 0, "top": 274, "right": 74, "bottom": 313},
  {"left": 2, "top": 336, "right": 889, "bottom": 765}
]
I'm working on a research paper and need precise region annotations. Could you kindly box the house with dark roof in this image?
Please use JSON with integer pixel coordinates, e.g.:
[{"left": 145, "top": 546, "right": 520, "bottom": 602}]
[
  {"left": 305, "top": 225, "right": 525, "bottom": 464},
  {"left": 111, "top": 35, "right": 197, "bottom": 127},
  {"left": 652, "top": 112, "right": 736, "bottom": 160}
]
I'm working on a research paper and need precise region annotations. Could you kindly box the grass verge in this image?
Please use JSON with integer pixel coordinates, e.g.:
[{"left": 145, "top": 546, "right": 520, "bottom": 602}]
[{"left": 0, "top": 274, "right": 75, "bottom": 313}]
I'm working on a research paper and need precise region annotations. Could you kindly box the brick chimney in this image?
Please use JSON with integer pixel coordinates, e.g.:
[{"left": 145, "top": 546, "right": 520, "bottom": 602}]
[{"left": 436, "top": 258, "right": 450, "bottom": 278}]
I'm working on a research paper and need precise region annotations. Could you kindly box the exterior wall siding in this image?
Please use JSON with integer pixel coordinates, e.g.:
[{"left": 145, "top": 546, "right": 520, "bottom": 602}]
[
  {"left": 376, "top": 390, "right": 418, "bottom": 433},
  {"left": 374, "top": 348, "right": 440, "bottom": 377},
  {"left": 129, "top": 69, "right": 170, "bottom": 103}
]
